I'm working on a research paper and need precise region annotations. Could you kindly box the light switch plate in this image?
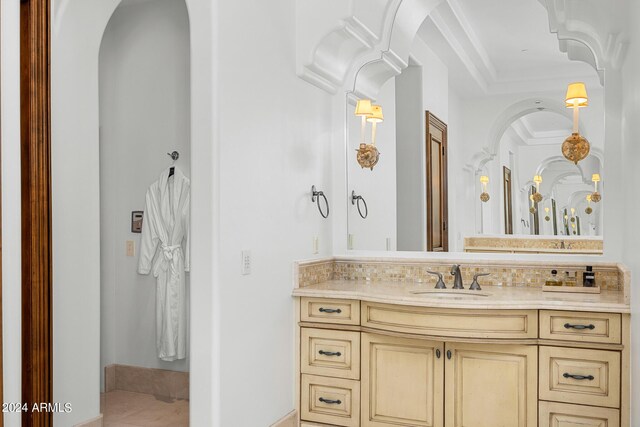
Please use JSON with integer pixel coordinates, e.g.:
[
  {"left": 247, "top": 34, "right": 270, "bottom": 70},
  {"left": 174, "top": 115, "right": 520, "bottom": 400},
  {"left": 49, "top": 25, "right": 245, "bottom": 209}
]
[
  {"left": 126, "top": 240, "right": 135, "bottom": 257},
  {"left": 241, "top": 250, "right": 251, "bottom": 275},
  {"left": 313, "top": 236, "right": 319, "bottom": 254}
]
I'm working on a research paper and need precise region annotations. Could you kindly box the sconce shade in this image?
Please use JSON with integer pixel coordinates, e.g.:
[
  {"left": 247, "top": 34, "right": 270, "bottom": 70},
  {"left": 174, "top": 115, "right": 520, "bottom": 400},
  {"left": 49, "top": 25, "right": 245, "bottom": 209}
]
[
  {"left": 354, "top": 99, "right": 373, "bottom": 117},
  {"left": 480, "top": 175, "right": 489, "bottom": 184},
  {"left": 586, "top": 194, "right": 592, "bottom": 202},
  {"left": 366, "top": 105, "right": 384, "bottom": 123},
  {"left": 533, "top": 175, "right": 543, "bottom": 184},
  {"left": 565, "top": 82, "right": 589, "bottom": 107},
  {"left": 592, "top": 173, "right": 601, "bottom": 182}
]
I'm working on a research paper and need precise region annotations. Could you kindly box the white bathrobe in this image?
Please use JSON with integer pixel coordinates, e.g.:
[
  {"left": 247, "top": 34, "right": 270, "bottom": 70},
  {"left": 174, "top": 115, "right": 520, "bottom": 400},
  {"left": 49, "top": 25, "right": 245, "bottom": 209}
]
[{"left": 138, "top": 166, "right": 190, "bottom": 361}]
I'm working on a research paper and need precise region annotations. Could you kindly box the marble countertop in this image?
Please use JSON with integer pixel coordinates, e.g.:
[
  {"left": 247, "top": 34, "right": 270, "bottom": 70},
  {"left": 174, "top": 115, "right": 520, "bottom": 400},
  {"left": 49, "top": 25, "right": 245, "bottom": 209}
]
[{"left": 293, "top": 280, "right": 630, "bottom": 313}]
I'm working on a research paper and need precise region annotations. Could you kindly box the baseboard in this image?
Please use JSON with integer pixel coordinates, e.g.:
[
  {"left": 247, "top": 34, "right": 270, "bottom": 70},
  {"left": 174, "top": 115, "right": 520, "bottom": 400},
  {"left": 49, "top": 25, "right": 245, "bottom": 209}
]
[
  {"left": 270, "top": 410, "right": 297, "bottom": 427},
  {"left": 104, "top": 364, "right": 189, "bottom": 400},
  {"left": 73, "top": 414, "right": 103, "bottom": 427}
]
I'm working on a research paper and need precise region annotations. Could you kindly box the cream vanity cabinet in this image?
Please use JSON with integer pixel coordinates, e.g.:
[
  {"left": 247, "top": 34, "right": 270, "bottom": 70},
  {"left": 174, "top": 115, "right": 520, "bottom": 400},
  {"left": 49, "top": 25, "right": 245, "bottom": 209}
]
[{"left": 297, "top": 298, "right": 628, "bottom": 427}]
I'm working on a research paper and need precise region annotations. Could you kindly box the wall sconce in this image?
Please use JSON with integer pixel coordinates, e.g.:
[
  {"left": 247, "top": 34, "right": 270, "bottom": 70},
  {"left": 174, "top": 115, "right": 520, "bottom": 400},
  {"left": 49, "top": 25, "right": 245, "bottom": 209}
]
[
  {"left": 591, "top": 173, "right": 602, "bottom": 202},
  {"left": 570, "top": 207, "right": 576, "bottom": 222},
  {"left": 532, "top": 175, "right": 543, "bottom": 202},
  {"left": 585, "top": 194, "right": 593, "bottom": 214},
  {"left": 529, "top": 194, "right": 536, "bottom": 214},
  {"left": 562, "top": 82, "right": 590, "bottom": 164},
  {"left": 544, "top": 207, "right": 550, "bottom": 221},
  {"left": 479, "top": 175, "right": 490, "bottom": 202},
  {"left": 354, "top": 100, "right": 380, "bottom": 170}
]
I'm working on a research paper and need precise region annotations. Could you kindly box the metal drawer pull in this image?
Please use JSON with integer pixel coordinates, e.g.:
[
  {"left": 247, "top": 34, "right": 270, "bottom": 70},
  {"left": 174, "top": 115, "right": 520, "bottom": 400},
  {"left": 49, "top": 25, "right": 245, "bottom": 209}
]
[
  {"left": 563, "top": 373, "right": 595, "bottom": 381},
  {"left": 436, "top": 349, "right": 441, "bottom": 359},
  {"left": 319, "top": 307, "right": 342, "bottom": 314},
  {"left": 319, "top": 350, "right": 342, "bottom": 357},
  {"left": 319, "top": 397, "right": 342, "bottom": 405},
  {"left": 564, "top": 323, "right": 595, "bottom": 330}
]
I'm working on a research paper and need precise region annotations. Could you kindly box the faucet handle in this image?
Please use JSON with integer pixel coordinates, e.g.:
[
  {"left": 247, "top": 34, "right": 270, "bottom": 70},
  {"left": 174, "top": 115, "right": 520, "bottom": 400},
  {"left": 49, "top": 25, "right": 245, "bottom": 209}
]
[
  {"left": 469, "top": 273, "right": 490, "bottom": 291},
  {"left": 427, "top": 271, "right": 447, "bottom": 289}
]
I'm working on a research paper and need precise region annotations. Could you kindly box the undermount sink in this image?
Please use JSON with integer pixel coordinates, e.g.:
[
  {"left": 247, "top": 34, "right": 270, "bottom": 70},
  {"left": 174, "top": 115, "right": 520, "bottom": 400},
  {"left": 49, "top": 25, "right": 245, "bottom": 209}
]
[{"left": 410, "top": 289, "right": 491, "bottom": 297}]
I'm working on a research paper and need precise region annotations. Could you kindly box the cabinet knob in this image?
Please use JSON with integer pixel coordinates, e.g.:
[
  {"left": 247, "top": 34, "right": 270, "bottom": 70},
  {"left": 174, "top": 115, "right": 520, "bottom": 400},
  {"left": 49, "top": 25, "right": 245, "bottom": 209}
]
[
  {"left": 446, "top": 350, "right": 452, "bottom": 360},
  {"left": 319, "top": 397, "right": 342, "bottom": 405},
  {"left": 319, "top": 307, "right": 342, "bottom": 314},
  {"left": 564, "top": 323, "right": 595, "bottom": 330},
  {"left": 436, "top": 349, "right": 441, "bottom": 359},
  {"left": 319, "top": 350, "right": 342, "bottom": 357}
]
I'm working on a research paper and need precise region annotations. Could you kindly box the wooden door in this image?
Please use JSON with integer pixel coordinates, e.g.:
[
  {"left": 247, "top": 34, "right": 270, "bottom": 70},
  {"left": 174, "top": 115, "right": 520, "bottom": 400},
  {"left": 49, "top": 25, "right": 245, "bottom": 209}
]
[
  {"left": 444, "top": 342, "right": 537, "bottom": 427},
  {"left": 503, "top": 166, "right": 513, "bottom": 234},
  {"left": 426, "top": 112, "right": 448, "bottom": 252},
  {"left": 362, "top": 333, "right": 444, "bottom": 427}
]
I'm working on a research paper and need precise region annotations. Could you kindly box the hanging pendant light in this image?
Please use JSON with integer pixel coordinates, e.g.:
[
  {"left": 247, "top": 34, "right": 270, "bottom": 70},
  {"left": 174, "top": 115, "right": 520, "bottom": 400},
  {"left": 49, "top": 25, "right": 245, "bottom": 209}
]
[{"left": 562, "top": 82, "right": 590, "bottom": 164}]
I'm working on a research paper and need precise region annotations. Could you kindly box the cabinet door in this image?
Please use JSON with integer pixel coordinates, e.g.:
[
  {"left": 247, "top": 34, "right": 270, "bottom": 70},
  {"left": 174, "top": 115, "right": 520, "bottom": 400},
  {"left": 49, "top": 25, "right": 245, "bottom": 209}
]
[
  {"left": 444, "top": 343, "right": 537, "bottom": 427},
  {"left": 362, "top": 333, "right": 444, "bottom": 427}
]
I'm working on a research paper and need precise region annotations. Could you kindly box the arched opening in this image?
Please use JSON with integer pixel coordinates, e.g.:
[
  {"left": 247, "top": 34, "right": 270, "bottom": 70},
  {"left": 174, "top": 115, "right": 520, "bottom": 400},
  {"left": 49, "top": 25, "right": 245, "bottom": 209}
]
[{"left": 99, "top": 0, "right": 191, "bottom": 424}]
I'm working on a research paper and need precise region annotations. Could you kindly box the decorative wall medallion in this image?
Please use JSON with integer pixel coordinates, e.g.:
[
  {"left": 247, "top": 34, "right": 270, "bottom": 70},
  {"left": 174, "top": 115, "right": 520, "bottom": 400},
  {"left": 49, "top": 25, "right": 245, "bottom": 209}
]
[
  {"left": 529, "top": 207, "right": 537, "bottom": 214},
  {"left": 591, "top": 192, "right": 602, "bottom": 203},
  {"left": 531, "top": 192, "right": 543, "bottom": 203},
  {"left": 480, "top": 192, "right": 490, "bottom": 202},
  {"left": 585, "top": 206, "right": 593, "bottom": 215}
]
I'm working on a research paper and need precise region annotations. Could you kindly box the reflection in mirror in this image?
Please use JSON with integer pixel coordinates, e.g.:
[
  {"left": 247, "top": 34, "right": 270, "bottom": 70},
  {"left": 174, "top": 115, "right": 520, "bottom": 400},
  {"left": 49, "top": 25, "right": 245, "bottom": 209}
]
[{"left": 346, "top": 0, "right": 605, "bottom": 254}]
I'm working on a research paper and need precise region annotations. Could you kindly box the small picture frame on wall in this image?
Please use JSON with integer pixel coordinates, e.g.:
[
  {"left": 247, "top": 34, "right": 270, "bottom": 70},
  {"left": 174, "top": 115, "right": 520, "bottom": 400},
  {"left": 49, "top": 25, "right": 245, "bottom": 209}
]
[{"left": 131, "top": 211, "right": 144, "bottom": 233}]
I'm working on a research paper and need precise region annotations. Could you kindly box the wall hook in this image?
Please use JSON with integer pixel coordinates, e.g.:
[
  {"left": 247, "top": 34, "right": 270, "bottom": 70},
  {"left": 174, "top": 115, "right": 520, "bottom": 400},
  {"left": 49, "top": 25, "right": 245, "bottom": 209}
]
[
  {"left": 351, "top": 191, "right": 368, "bottom": 219},
  {"left": 311, "top": 185, "right": 330, "bottom": 219}
]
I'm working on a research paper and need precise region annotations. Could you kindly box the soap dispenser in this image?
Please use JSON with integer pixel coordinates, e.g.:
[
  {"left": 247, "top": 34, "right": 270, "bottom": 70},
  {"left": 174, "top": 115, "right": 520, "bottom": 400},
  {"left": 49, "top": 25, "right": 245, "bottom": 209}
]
[{"left": 583, "top": 266, "right": 596, "bottom": 287}]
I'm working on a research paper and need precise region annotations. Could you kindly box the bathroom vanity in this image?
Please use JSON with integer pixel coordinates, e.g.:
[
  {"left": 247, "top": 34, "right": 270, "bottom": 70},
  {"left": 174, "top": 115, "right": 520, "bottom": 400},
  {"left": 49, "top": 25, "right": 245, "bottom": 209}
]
[{"left": 292, "top": 258, "right": 630, "bottom": 427}]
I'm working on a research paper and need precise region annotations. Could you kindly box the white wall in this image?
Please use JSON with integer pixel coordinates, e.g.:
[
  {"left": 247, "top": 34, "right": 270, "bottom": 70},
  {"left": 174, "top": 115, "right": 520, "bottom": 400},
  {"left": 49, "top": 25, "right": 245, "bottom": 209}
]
[
  {"left": 99, "top": 0, "right": 191, "bottom": 388},
  {"left": 348, "top": 78, "right": 397, "bottom": 251},
  {"left": 621, "top": 1, "right": 640, "bottom": 423},
  {"left": 1, "top": 0, "right": 22, "bottom": 426},
  {"left": 396, "top": 64, "right": 425, "bottom": 251},
  {"left": 215, "top": 0, "right": 334, "bottom": 424}
]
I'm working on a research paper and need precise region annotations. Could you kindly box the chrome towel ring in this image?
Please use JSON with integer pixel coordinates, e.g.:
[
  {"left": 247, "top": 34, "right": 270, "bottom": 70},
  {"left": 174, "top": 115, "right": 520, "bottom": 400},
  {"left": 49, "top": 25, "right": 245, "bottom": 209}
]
[
  {"left": 351, "top": 191, "right": 368, "bottom": 219},
  {"left": 311, "top": 186, "right": 329, "bottom": 219}
]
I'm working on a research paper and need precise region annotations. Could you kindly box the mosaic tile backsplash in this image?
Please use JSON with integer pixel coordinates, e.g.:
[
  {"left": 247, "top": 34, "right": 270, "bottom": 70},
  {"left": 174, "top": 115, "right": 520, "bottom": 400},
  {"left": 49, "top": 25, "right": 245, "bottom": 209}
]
[
  {"left": 464, "top": 237, "right": 603, "bottom": 252},
  {"left": 298, "top": 258, "right": 623, "bottom": 291}
]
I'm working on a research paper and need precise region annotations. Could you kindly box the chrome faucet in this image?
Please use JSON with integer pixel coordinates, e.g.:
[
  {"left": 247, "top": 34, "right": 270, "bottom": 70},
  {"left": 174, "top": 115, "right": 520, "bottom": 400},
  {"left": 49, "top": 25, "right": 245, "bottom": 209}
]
[{"left": 451, "top": 264, "right": 464, "bottom": 289}]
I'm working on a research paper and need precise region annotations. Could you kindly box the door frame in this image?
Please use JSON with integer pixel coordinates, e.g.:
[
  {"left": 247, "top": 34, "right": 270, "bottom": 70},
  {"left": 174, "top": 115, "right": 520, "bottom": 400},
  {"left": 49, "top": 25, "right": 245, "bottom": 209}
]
[
  {"left": 21, "top": 0, "right": 53, "bottom": 425},
  {"left": 425, "top": 111, "right": 448, "bottom": 252},
  {"left": 503, "top": 166, "right": 513, "bottom": 234}
]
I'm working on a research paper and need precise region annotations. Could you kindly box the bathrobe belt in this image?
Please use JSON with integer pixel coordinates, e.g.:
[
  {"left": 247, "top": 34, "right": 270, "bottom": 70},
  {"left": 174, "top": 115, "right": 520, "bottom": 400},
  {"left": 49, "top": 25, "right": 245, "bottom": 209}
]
[{"left": 153, "top": 244, "right": 183, "bottom": 280}]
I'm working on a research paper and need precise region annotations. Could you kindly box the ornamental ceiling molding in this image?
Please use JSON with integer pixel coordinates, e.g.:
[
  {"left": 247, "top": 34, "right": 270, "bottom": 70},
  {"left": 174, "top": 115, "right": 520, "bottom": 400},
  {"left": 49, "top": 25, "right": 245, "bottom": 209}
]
[
  {"left": 296, "top": 0, "right": 402, "bottom": 94},
  {"left": 541, "top": 0, "right": 629, "bottom": 84},
  {"left": 296, "top": 0, "right": 446, "bottom": 98}
]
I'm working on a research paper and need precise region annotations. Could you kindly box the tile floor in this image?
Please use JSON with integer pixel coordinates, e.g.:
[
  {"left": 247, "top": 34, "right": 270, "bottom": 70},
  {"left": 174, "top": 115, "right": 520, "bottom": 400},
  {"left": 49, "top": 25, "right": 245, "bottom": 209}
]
[{"left": 101, "top": 390, "right": 189, "bottom": 427}]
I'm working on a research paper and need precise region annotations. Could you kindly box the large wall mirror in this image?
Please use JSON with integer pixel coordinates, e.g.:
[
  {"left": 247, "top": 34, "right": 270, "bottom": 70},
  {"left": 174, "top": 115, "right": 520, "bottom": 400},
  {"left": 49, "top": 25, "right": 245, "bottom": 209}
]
[{"left": 346, "top": 0, "right": 605, "bottom": 255}]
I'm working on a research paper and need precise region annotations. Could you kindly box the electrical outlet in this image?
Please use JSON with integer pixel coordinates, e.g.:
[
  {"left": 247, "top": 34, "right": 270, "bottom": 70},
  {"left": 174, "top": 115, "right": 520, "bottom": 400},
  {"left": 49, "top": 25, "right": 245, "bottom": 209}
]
[
  {"left": 348, "top": 234, "right": 354, "bottom": 250},
  {"left": 241, "top": 250, "right": 251, "bottom": 275},
  {"left": 313, "top": 236, "right": 319, "bottom": 254},
  {"left": 126, "top": 240, "right": 135, "bottom": 257},
  {"left": 386, "top": 237, "right": 391, "bottom": 251}
]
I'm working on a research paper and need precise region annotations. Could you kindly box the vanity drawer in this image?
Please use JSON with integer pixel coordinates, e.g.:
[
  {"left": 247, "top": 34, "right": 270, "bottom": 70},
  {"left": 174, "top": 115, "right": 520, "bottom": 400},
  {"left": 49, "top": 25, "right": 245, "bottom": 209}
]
[
  {"left": 539, "top": 401, "right": 620, "bottom": 427},
  {"left": 539, "top": 346, "right": 621, "bottom": 408},
  {"left": 361, "top": 302, "right": 538, "bottom": 339},
  {"left": 301, "top": 298, "right": 360, "bottom": 325},
  {"left": 540, "top": 310, "right": 621, "bottom": 344},
  {"left": 301, "top": 374, "right": 360, "bottom": 427},
  {"left": 301, "top": 328, "right": 360, "bottom": 380}
]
